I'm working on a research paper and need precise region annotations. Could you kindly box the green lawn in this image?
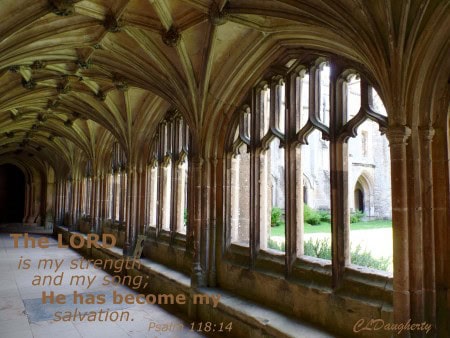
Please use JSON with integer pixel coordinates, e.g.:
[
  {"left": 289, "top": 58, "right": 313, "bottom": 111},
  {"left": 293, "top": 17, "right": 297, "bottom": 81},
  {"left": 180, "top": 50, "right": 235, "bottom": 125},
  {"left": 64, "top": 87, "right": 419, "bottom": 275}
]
[{"left": 271, "top": 220, "right": 392, "bottom": 236}]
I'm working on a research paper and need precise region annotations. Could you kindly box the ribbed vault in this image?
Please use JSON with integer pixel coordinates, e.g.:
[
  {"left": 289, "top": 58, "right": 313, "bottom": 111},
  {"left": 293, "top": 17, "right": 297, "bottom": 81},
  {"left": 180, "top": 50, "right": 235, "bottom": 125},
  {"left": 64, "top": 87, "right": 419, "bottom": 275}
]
[{"left": 0, "top": 0, "right": 448, "bottom": 176}]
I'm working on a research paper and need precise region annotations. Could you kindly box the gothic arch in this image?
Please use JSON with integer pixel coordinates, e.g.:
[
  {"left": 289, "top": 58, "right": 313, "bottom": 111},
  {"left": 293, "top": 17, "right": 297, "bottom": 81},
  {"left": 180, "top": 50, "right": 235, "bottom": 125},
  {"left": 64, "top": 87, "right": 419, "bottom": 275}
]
[{"left": 353, "top": 172, "right": 374, "bottom": 218}]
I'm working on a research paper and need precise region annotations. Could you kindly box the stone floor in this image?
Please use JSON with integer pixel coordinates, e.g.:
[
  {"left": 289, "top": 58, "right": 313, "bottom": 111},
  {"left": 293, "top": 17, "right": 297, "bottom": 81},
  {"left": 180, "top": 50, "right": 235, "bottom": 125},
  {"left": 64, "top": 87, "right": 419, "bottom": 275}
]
[{"left": 0, "top": 232, "right": 205, "bottom": 338}]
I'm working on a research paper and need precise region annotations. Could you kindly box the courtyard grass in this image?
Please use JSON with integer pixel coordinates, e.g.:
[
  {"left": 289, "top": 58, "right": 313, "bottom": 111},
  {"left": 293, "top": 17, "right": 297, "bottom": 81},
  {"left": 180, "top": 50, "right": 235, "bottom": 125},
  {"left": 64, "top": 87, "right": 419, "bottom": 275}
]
[{"left": 270, "top": 219, "right": 392, "bottom": 236}]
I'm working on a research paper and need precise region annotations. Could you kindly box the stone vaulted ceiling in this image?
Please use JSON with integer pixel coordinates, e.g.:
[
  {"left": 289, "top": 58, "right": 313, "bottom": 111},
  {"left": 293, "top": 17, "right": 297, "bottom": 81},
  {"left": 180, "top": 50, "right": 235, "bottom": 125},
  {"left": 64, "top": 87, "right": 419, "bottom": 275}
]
[{"left": 0, "top": 0, "right": 448, "bottom": 176}]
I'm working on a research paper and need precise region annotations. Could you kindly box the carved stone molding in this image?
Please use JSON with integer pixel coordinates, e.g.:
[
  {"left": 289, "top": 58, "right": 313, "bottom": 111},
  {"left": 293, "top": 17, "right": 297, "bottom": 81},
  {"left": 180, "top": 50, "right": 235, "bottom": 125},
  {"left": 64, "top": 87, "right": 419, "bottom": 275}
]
[
  {"left": 209, "top": 3, "right": 229, "bottom": 26},
  {"left": 8, "top": 65, "right": 19, "bottom": 73},
  {"left": 95, "top": 90, "right": 106, "bottom": 101},
  {"left": 418, "top": 125, "right": 435, "bottom": 142},
  {"left": 113, "top": 74, "right": 128, "bottom": 91},
  {"left": 162, "top": 26, "right": 180, "bottom": 47},
  {"left": 22, "top": 78, "right": 36, "bottom": 90},
  {"left": 57, "top": 79, "right": 71, "bottom": 94},
  {"left": 49, "top": 0, "right": 76, "bottom": 16},
  {"left": 47, "top": 99, "right": 59, "bottom": 109},
  {"left": 76, "top": 59, "right": 92, "bottom": 70},
  {"left": 104, "top": 13, "right": 121, "bottom": 32},
  {"left": 386, "top": 125, "right": 411, "bottom": 146},
  {"left": 10, "top": 111, "right": 21, "bottom": 121},
  {"left": 71, "top": 112, "right": 81, "bottom": 120},
  {"left": 31, "top": 60, "right": 46, "bottom": 70}
]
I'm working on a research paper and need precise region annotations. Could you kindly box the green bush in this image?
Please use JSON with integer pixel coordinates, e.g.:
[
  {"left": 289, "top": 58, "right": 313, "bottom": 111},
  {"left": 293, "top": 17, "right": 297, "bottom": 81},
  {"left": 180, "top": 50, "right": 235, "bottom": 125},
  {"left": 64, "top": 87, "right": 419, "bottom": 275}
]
[
  {"left": 268, "top": 238, "right": 285, "bottom": 251},
  {"left": 317, "top": 210, "right": 331, "bottom": 223},
  {"left": 350, "top": 210, "right": 364, "bottom": 223},
  {"left": 351, "top": 244, "right": 390, "bottom": 271},
  {"left": 271, "top": 207, "right": 285, "bottom": 227},
  {"left": 304, "top": 238, "right": 332, "bottom": 259},
  {"left": 303, "top": 238, "right": 390, "bottom": 271},
  {"left": 304, "top": 204, "right": 321, "bottom": 225}
]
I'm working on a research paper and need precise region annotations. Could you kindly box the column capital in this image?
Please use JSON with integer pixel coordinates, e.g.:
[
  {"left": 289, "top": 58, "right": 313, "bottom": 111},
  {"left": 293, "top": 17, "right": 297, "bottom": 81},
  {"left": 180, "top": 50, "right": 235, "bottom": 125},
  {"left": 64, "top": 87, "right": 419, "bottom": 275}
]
[
  {"left": 418, "top": 125, "right": 435, "bottom": 142},
  {"left": 386, "top": 125, "right": 411, "bottom": 146}
]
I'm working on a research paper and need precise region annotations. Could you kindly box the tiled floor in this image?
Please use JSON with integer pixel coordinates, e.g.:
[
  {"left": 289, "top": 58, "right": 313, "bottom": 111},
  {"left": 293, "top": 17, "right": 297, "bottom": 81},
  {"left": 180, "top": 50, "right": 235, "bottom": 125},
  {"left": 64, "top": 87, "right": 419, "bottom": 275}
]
[{"left": 0, "top": 233, "right": 205, "bottom": 338}]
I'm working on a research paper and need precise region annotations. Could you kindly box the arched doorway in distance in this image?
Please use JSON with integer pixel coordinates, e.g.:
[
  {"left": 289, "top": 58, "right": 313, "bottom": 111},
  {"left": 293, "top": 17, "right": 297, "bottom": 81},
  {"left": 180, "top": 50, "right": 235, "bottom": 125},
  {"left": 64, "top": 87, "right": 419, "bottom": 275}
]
[{"left": 0, "top": 164, "right": 25, "bottom": 224}]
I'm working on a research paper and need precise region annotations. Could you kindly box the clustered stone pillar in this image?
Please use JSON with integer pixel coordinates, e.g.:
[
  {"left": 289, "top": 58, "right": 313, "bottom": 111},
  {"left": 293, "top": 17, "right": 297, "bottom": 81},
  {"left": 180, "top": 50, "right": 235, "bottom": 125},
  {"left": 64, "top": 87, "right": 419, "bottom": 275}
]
[
  {"left": 189, "top": 155, "right": 204, "bottom": 287},
  {"left": 123, "top": 166, "right": 138, "bottom": 256},
  {"left": 386, "top": 125, "right": 411, "bottom": 329},
  {"left": 419, "top": 126, "right": 436, "bottom": 328}
]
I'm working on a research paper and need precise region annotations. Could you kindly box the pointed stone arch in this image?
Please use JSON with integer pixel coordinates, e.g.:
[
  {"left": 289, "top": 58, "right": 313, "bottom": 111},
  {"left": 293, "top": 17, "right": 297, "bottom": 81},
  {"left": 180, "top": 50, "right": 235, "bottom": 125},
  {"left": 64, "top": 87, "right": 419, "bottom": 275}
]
[{"left": 352, "top": 171, "right": 374, "bottom": 218}]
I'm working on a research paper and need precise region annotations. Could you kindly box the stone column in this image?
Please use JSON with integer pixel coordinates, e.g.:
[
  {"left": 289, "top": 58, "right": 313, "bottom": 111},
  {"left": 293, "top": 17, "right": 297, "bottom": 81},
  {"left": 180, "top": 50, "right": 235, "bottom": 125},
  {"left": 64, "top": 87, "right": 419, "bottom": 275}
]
[
  {"left": 330, "top": 139, "right": 349, "bottom": 288},
  {"left": 419, "top": 126, "right": 436, "bottom": 328},
  {"left": 189, "top": 156, "right": 204, "bottom": 287},
  {"left": 136, "top": 168, "right": 146, "bottom": 235},
  {"left": 285, "top": 72, "right": 298, "bottom": 274},
  {"left": 98, "top": 174, "right": 106, "bottom": 226},
  {"left": 69, "top": 179, "right": 76, "bottom": 228},
  {"left": 386, "top": 125, "right": 411, "bottom": 330},
  {"left": 201, "top": 158, "right": 211, "bottom": 283},
  {"left": 124, "top": 166, "right": 138, "bottom": 256},
  {"left": 431, "top": 125, "right": 449, "bottom": 336},
  {"left": 208, "top": 158, "right": 218, "bottom": 286}
]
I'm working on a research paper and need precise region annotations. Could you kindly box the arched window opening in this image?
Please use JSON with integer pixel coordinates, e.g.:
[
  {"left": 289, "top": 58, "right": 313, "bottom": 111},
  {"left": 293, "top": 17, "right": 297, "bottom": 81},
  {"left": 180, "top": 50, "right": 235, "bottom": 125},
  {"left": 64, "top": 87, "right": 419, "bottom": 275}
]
[
  {"left": 346, "top": 74, "right": 361, "bottom": 121},
  {"left": 224, "top": 55, "right": 392, "bottom": 277},
  {"left": 110, "top": 142, "right": 126, "bottom": 223},
  {"left": 146, "top": 110, "right": 190, "bottom": 236},
  {"left": 264, "top": 137, "right": 285, "bottom": 252},
  {"left": 299, "top": 129, "right": 331, "bottom": 259},
  {"left": 346, "top": 77, "right": 392, "bottom": 272},
  {"left": 318, "top": 62, "right": 330, "bottom": 127},
  {"left": 228, "top": 108, "right": 250, "bottom": 246}
]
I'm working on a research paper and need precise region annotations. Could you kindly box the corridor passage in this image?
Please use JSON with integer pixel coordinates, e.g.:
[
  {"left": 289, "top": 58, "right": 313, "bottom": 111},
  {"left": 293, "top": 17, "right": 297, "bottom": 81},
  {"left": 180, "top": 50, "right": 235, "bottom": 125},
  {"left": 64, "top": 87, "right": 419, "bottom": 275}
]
[{"left": 0, "top": 232, "right": 204, "bottom": 338}]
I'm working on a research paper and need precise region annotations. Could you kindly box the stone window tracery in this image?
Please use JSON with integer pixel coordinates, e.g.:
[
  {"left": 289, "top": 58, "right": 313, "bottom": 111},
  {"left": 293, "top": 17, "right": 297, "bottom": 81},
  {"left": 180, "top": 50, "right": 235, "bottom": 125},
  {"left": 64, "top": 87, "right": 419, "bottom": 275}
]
[
  {"left": 225, "top": 55, "right": 392, "bottom": 279},
  {"left": 146, "top": 111, "right": 190, "bottom": 235}
]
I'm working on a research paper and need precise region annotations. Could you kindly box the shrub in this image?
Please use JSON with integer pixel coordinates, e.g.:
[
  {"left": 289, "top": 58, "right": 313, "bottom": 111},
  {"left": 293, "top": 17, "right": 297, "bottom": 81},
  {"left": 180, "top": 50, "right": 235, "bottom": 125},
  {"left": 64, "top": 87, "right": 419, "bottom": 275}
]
[
  {"left": 268, "top": 238, "right": 285, "bottom": 251},
  {"left": 304, "top": 204, "right": 321, "bottom": 225},
  {"left": 351, "top": 244, "right": 390, "bottom": 271},
  {"left": 271, "top": 207, "right": 285, "bottom": 227},
  {"left": 350, "top": 210, "right": 364, "bottom": 223},
  {"left": 304, "top": 238, "right": 332, "bottom": 259},
  {"left": 303, "top": 238, "right": 390, "bottom": 271},
  {"left": 317, "top": 210, "right": 331, "bottom": 223}
]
